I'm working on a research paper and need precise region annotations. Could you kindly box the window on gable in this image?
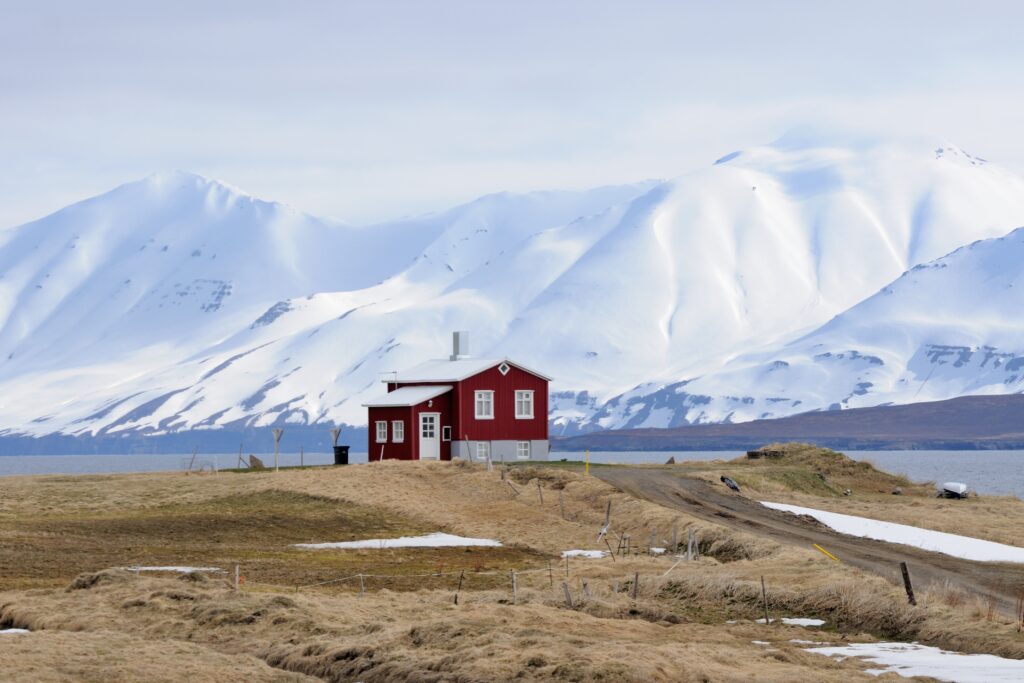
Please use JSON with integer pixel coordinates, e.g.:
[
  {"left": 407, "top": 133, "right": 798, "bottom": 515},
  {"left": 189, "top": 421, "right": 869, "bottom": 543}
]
[
  {"left": 498, "top": 362, "right": 510, "bottom": 376},
  {"left": 375, "top": 421, "right": 388, "bottom": 443},
  {"left": 475, "top": 390, "right": 494, "bottom": 419},
  {"left": 392, "top": 420, "right": 404, "bottom": 443},
  {"left": 514, "top": 390, "right": 534, "bottom": 419}
]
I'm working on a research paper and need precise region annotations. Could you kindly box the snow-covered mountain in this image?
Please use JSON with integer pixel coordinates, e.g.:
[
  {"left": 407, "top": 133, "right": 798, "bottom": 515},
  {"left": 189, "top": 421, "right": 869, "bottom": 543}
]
[
  {"left": 602, "top": 225, "right": 1024, "bottom": 428},
  {"left": 2, "top": 134, "right": 1024, "bottom": 441}
]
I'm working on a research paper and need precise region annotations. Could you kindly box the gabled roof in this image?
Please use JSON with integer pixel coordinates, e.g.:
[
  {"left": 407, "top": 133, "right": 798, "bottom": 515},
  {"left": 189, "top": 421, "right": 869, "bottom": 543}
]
[
  {"left": 385, "top": 357, "right": 552, "bottom": 383},
  {"left": 362, "top": 385, "right": 452, "bottom": 408}
]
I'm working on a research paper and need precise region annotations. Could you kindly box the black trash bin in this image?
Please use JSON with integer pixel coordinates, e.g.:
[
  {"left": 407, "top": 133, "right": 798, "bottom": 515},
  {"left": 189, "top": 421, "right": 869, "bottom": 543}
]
[{"left": 333, "top": 445, "right": 350, "bottom": 465}]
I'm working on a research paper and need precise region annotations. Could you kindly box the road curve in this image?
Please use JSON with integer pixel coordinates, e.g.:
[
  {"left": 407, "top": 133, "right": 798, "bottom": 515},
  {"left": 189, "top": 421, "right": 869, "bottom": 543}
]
[{"left": 594, "top": 467, "right": 1024, "bottom": 614}]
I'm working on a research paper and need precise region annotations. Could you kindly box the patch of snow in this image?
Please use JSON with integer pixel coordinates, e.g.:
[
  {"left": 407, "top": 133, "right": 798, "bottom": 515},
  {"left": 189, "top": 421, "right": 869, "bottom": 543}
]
[
  {"left": 752, "top": 640, "right": 770, "bottom": 646},
  {"left": 1, "top": 628, "right": 30, "bottom": 634},
  {"left": 762, "top": 502, "right": 1024, "bottom": 563},
  {"left": 790, "top": 639, "right": 826, "bottom": 645},
  {"left": 561, "top": 549, "right": 607, "bottom": 558},
  {"left": 295, "top": 532, "right": 502, "bottom": 550},
  {"left": 756, "top": 617, "right": 826, "bottom": 626},
  {"left": 124, "top": 566, "right": 223, "bottom": 573},
  {"left": 650, "top": 547, "right": 666, "bottom": 554},
  {"left": 808, "top": 642, "right": 1024, "bottom": 682}
]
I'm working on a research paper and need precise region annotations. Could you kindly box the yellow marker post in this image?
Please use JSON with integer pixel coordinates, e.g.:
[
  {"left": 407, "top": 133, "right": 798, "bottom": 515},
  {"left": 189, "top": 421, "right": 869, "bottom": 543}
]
[
  {"left": 813, "top": 543, "right": 840, "bottom": 562},
  {"left": 585, "top": 449, "right": 590, "bottom": 476}
]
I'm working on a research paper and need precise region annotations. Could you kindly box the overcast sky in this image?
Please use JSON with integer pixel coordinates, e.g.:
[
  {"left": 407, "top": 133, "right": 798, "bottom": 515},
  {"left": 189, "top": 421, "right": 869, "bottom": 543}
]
[{"left": 3, "top": 1, "right": 1024, "bottom": 227}]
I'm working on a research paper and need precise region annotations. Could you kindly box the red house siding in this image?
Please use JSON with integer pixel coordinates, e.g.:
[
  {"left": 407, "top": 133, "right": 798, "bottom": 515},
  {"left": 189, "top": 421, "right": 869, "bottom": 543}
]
[
  {"left": 371, "top": 361, "right": 548, "bottom": 460},
  {"left": 450, "top": 365, "right": 548, "bottom": 441},
  {"left": 366, "top": 391, "right": 453, "bottom": 461}
]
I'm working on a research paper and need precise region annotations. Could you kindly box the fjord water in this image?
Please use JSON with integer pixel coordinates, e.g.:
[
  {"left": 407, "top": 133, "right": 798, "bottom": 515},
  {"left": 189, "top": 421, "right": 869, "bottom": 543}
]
[{"left": 1, "top": 450, "right": 1023, "bottom": 499}]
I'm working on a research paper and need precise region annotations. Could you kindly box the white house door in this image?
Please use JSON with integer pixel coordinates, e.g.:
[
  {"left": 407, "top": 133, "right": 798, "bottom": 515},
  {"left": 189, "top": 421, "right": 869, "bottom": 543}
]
[{"left": 419, "top": 413, "right": 440, "bottom": 460}]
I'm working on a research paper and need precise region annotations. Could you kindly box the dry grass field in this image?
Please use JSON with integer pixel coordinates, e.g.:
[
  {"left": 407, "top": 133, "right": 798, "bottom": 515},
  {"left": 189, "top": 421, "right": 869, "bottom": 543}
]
[{"left": 1, "top": 448, "right": 1023, "bottom": 681}]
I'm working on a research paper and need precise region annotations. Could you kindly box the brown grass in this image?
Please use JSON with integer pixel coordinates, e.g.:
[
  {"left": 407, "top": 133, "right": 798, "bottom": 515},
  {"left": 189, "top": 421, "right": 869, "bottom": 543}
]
[{"left": 2, "top": 457, "right": 1023, "bottom": 680}]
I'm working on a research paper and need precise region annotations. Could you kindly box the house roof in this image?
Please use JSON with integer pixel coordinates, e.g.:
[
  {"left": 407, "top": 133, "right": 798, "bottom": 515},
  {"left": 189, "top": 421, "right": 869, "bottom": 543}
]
[
  {"left": 385, "top": 357, "right": 552, "bottom": 383},
  {"left": 362, "top": 385, "right": 452, "bottom": 408}
]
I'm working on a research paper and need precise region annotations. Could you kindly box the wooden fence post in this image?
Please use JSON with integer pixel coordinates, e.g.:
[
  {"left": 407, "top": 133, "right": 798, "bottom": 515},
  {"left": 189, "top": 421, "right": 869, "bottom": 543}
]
[
  {"left": 548, "top": 560, "right": 553, "bottom": 589},
  {"left": 359, "top": 573, "right": 366, "bottom": 596},
  {"left": 900, "top": 562, "right": 917, "bottom": 605},
  {"left": 511, "top": 570, "right": 517, "bottom": 605},
  {"left": 234, "top": 565, "right": 239, "bottom": 590},
  {"left": 454, "top": 569, "right": 465, "bottom": 605},
  {"left": 562, "top": 582, "right": 574, "bottom": 608},
  {"left": 671, "top": 524, "right": 678, "bottom": 554},
  {"left": 604, "top": 538, "right": 616, "bottom": 561},
  {"left": 582, "top": 579, "right": 590, "bottom": 600},
  {"left": 761, "top": 576, "right": 770, "bottom": 624},
  {"left": 536, "top": 480, "right": 544, "bottom": 504},
  {"left": 559, "top": 490, "right": 566, "bottom": 519},
  {"left": 649, "top": 530, "right": 657, "bottom": 555}
]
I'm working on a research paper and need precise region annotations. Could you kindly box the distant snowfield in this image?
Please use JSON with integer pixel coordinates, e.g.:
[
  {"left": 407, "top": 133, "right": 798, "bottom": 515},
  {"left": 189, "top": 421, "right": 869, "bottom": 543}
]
[
  {"left": 762, "top": 502, "right": 1024, "bottom": 563},
  {"left": 756, "top": 617, "right": 826, "bottom": 627},
  {"left": 808, "top": 642, "right": 1024, "bottom": 682},
  {"left": 294, "top": 532, "right": 502, "bottom": 550},
  {"left": 124, "top": 566, "right": 223, "bottom": 573},
  {"left": 561, "top": 549, "right": 607, "bottom": 558}
]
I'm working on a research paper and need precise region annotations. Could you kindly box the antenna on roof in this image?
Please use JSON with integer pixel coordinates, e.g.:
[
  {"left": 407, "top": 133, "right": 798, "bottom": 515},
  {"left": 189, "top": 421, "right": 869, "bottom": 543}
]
[{"left": 450, "top": 331, "right": 470, "bottom": 361}]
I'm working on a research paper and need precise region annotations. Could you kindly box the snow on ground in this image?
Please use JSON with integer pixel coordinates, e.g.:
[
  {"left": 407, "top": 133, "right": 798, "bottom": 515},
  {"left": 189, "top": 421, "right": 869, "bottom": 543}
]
[
  {"left": 561, "top": 550, "right": 607, "bottom": 558},
  {"left": 295, "top": 532, "right": 502, "bottom": 550},
  {"left": 1, "top": 628, "right": 30, "bottom": 634},
  {"left": 761, "top": 502, "right": 1024, "bottom": 563},
  {"left": 808, "top": 642, "right": 1024, "bottom": 682},
  {"left": 124, "top": 566, "right": 223, "bottom": 573},
  {"left": 755, "top": 617, "right": 826, "bottom": 626}
]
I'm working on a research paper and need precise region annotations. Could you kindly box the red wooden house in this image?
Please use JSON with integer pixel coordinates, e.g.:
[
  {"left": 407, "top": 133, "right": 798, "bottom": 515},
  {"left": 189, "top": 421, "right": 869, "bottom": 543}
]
[{"left": 363, "top": 332, "right": 550, "bottom": 462}]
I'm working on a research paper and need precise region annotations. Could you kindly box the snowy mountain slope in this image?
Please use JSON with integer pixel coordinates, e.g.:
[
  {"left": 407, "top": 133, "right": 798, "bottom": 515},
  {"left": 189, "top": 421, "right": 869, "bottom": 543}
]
[
  {"left": 601, "top": 225, "right": 1024, "bottom": 428},
  {"left": 0, "top": 174, "right": 658, "bottom": 435},
  {"left": 2, "top": 134, "right": 1024, "bottom": 439}
]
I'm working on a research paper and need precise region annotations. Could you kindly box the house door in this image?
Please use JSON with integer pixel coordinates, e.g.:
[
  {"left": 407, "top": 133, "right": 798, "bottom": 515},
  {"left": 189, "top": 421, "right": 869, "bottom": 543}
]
[{"left": 419, "top": 413, "right": 440, "bottom": 460}]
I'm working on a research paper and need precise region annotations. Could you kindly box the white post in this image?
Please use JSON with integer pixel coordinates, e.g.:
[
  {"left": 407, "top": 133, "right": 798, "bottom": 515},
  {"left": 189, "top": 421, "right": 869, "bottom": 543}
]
[{"left": 272, "top": 428, "right": 283, "bottom": 472}]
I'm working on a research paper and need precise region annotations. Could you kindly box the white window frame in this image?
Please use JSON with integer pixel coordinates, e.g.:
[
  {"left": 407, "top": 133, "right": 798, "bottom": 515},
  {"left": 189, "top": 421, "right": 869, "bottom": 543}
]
[
  {"left": 442, "top": 426, "right": 452, "bottom": 442},
  {"left": 475, "top": 441, "right": 490, "bottom": 461},
  {"left": 474, "top": 390, "right": 494, "bottom": 420},
  {"left": 516, "top": 441, "right": 531, "bottom": 460},
  {"left": 392, "top": 420, "right": 404, "bottom": 443},
  {"left": 375, "top": 420, "right": 388, "bottom": 443},
  {"left": 514, "top": 390, "right": 534, "bottom": 419}
]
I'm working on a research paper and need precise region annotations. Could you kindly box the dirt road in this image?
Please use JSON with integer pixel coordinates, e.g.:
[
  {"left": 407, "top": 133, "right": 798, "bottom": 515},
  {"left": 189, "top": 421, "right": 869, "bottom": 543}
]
[{"left": 594, "top": 467, "right": 1024, "bottom": 613}]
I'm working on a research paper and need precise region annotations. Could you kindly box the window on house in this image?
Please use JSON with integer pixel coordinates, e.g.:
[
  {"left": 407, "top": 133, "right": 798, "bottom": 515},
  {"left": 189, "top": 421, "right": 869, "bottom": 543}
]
[
  {"left": 375, "top": 421, "right": 388, "bottom": 443},
  {"left": 392, "top": 420, "right": 404, "bottom": 443},
  {"left": 475, "top": 441, "right": 490, "bottom": 461},
  {"left": 442, "top": 426, "right": 452, "bottom": 442},
  {"left": 516, "top": 441, "right": 531, "bottom": 460},
  {"left": 514, "top": 390, "right": 534, "bottom": 419},
  {"left": 474, "top": 390, "right": 494, "bottom": 419},
  {"left": 498, "top": 362, "right": 511, "bottom": 375}
]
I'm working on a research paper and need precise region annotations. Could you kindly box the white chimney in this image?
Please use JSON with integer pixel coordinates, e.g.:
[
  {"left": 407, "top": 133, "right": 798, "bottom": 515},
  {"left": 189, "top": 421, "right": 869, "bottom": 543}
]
[{"left": 450, "top": 331, "right": 470, "bottom": 360}]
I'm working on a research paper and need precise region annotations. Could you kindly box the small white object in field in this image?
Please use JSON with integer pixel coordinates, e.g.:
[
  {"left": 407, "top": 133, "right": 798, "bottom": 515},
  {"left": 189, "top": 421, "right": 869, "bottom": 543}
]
[
  {"left": 756, "top": 617, "right": 826, "bottom": 626},
  {"left": 790, "top": 639, "right": 826, "bottom": 645},
  {"left": 650, "top": 547, "right": 666, "bottom": 554},
  {"left": 560, "top": 550, "right": 607, "bottom": 558},
  {"left": 808, "top": 642, "right": 1024, "bottom": 682},
  {"left": 1, "top": 628, "right": 30, "bottom": 634},
  {"left": 295, "top": 533, "right": 502, "bottom": 550},
  {"left": 123, "top": 566, "right": 223, "bottom": 573},
  {"left": 751, "top": 640, "right": 770, "bottom": 646},
  {"left": 761, "top": 501, "right": 1024, "bottom": 564}
]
